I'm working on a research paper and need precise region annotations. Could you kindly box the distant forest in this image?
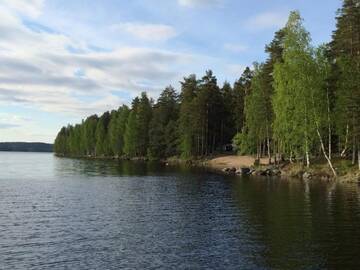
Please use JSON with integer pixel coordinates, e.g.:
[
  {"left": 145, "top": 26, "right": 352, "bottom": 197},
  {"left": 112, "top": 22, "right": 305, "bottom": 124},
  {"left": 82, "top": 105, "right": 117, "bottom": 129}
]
[
  {"left": 0, "top": 142, "right": 53, "bottom": 152},
  {"left": 55, "top": 2, "right": 360, "bottom": 175}
]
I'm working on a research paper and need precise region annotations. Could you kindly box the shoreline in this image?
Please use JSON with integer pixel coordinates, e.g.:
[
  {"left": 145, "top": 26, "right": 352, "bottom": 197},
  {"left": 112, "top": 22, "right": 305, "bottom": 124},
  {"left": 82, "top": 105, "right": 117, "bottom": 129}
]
[
  {"left": 55, "top": 153, "right": 360, "bottom": 183},
  {"left": 202, "top": 155, "right": 359, "bottom": 183}
]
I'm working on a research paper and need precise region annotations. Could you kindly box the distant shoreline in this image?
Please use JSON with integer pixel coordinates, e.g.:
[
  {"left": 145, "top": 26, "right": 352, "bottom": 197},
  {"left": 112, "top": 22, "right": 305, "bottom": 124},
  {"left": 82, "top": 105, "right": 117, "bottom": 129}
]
[{"left": 0, "top": 142, "right": 53, "bottom": 153}]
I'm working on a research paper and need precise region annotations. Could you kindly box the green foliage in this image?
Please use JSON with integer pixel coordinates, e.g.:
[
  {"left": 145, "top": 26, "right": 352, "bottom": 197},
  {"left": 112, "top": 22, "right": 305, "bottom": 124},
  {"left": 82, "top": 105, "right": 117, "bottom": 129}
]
[
  {"left": 108, "top": 105, "right": 130, "bottom": 156},
  {"left": 124, "top": 110, "right": 139, "bottom": 157},
  {"left": 95, "top": 112, "right": 111, "bottom": 156},
  {"left": 243, "top": 63, "right": 272, "bottom": 153},
  {"left": 83, "top": 115, "right": 98, "bottom": 156},
  {"left": 335, "top": 56, "right": 360, "bottom": 143},
  {"left": 232, "top": 132, "right": 256, "bottom": 155},
  {"left": 273, "top": 11, "right": 317, "bottom": 159},
  {"left": 179, "top": 74, "right": 199, "bottom": 158},
  {"left": 148, "top": 86, "right": 179, "bottom": 159}
]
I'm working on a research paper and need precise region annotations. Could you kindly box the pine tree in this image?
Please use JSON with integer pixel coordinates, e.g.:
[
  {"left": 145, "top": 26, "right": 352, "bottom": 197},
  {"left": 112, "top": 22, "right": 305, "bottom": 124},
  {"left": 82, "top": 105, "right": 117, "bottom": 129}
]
[
  {"left": 148, "top": 86, "right": 179, "bottom": 159},
  {"left": 232, "top": 67, "right": 252, "bottom": 134},
  {"left": 221, "top": 81, "right": 236, "bottom": 145},
  {"left": 95, "top": 111, "right": 111, "bottom": 156},
  {"left": 179, "top": 74, "right": 198, "bottom": 158},
  {"left": 108, "top": 105, "right": 130, "bottom": 157},
  {"left": 124, "top": 110, "right": 139, "bottom": 157},
  {"left": 137, "top": 92, "right": 153, "bottom": 156},
  {"left": 196, "top": 70, "right": 224, "bottom": 155},
  {"left": 331, "top": 0, "right": 360, "bottom": 168},
  {"left": 83, "top": 115, "right": 98, "bottom": 156}
]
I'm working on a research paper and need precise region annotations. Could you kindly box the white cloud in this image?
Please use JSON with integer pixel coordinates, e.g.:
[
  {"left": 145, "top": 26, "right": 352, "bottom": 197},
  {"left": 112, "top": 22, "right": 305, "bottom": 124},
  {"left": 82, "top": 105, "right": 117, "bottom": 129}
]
[
  {"left": 224, "top": 43, "right": 248, "bottom": 53},
  {"left": 1, "top": 0, "right": 44, "bottom": 18},
  {"left": 0, "top": 113, "right": 30, "bottom": 129},
  {"left": 111, "top": 23, "right": 177, "bottom": 41},
  {"left": 178, "top": 0, "right": 222, "bottom": 8},
  {"left": 0, "top": 6, "right": 195, "bottom": 117},
  {"left": 0, "top": 1, "right": 243, "bottom": 142},
  {"left": 246, "top": 11, "right": 288, "bottom": 30}
]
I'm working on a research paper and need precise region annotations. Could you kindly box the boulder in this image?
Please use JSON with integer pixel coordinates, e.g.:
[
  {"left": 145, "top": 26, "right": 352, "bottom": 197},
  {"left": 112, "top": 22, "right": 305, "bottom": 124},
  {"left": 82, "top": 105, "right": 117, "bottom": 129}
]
[
  {"left": 272, "top": 169, "right": 281, "bottom": 176},
  {"left": 229, "top": 167, "right": 236, "bottom": 173},
  {"left": 303, "top": 172, "right": 312, "bottom": 180},
  {"left": 240, "top": 167, "right": 251, "bottom": 175},
  {"left": 222, "top": 167, "right": 236, "bottom": 174}
]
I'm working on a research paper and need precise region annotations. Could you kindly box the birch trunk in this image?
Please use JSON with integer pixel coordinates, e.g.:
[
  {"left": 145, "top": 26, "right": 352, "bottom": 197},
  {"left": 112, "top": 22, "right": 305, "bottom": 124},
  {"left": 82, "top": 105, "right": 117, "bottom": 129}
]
[
  {"left": 341, "top": 124, "right": 349, "bottom": 157},
  {"left": 305, "top": 147, "right": 310, "bottom": 168},
  {"left": 326, "top": 88, "right": 332, "bottom": 160},
  {"left": 316, "top": 128, "right": 337, "bottom": 177},
  {"left": 266, "top": 123, "right": 271, "bottom": 164}
]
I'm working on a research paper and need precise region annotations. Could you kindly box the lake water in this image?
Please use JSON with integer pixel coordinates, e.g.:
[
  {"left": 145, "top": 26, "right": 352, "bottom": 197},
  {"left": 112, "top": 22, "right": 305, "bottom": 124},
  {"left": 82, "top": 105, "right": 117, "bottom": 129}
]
[{"left": 1, "top": 152, "right": 360, "bottom": 269}]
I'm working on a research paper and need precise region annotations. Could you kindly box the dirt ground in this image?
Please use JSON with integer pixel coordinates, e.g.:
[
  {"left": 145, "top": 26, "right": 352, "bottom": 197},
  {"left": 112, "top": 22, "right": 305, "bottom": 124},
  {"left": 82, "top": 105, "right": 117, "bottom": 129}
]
[{"left": 206, "top": 155, "right": 271, "bottom": 170}]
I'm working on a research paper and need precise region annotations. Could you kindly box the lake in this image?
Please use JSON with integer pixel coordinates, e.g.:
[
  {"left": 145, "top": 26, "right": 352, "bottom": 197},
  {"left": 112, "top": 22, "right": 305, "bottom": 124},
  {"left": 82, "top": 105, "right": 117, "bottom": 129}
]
[{"left": 1, "top": 152, "right": 360, "bottom": 269}]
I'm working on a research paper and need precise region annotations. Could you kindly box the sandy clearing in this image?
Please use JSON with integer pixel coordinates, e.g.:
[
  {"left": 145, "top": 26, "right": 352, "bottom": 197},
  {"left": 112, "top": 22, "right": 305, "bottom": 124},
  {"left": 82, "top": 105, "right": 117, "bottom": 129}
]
[{"left": 206, "top": 155, "right": 271, "bottom": 170}]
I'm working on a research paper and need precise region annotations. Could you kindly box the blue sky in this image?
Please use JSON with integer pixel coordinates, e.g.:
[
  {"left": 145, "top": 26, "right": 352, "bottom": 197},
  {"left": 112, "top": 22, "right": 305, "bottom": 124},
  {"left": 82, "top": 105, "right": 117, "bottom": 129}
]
[{"left": 0, "top": 0, "right": 342, "bottom": 143}]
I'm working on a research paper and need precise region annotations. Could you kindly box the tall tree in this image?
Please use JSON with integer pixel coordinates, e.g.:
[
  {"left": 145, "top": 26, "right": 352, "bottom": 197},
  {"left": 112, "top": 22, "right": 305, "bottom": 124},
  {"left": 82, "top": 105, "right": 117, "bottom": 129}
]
[
  {"left": 273, "top": 11, "right": 316, "bottom": 167},
  {"left": 108, "top": 105, "right": 130, "bottom": 157},
  {"left": 148, "top": 86, "right": 179, "bottom": 159},
  {"left": 124, "top": 98, "right": 140, "bottom": 157},
  {"left": 137, "top": 92, "right": 153, "bottom": 156},
  {"left": 196, "top": 70, "right": 224, "bottom": 155},
  {"left": 83, "top": 115, "right": 98, "bottom": 156},
  {"left": 95, "top": 111, "right": 111, "bottom": 156},
  {"left": 179, "top": 74, "right": 198, "bottom": 158},
  {"left": 244, "top": 63, "right": 273, "bottom": 162},
  {"left": 221, "top": 81, "right": 236, "bottom": 145},
  {"left": 331, "top": 0, "right": 360, "bottom": 168}
]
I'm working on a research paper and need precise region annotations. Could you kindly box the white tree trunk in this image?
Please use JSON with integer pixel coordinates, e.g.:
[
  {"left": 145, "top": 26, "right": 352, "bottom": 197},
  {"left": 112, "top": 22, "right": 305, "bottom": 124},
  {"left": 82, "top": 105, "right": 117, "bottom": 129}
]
[
  {"left": 306, "top": 150, "right": 310, "bottom": 168},
  {"left": 316, "top": 128, "right": 337, "bottom": 177},
  {"left": 341, "top": 124, "right": 349, "bottom": 157},
  {"left": 266, "top": 123, "right": 271, "bottom": 164},
  {"left": 326, "top": 89, "right": 332, "bottom": 160}
]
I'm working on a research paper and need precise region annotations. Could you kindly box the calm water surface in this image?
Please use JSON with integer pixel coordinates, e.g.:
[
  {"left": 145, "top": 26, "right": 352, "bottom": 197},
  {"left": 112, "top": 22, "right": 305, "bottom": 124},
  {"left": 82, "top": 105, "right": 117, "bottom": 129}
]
[{"left": 1, "top": 152, "right": 360, "bottom": 269}]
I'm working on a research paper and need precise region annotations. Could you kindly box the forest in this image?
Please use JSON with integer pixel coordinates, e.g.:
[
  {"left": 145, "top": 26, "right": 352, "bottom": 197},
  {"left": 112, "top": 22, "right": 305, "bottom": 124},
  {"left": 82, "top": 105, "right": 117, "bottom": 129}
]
[{"left": 54, "top": 1, "right": 360, "bottom": 176}]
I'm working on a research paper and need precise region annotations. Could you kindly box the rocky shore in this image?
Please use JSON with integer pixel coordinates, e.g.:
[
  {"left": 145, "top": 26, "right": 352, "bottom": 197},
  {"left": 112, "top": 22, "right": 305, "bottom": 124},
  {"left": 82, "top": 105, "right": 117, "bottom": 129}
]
[{"left": 200, "top": 155, "right": 360, "bottom": 183}]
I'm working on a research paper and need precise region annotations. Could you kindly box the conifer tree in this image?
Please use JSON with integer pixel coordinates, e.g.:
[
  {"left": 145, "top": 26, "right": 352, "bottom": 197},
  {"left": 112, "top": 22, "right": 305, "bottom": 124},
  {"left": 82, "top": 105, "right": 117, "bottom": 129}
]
[
  {"left": 331, "top": 0, "right": 360, "bottom": 168},
  {"left": 179, "top": 75, "right": 198, "bottom": 158},
  {"left": 124, "top": 110, "right": 139, "bottom": 157},
  {"left": 83, "top": 115, "right": 98, "bottom": 156},
  {"left": 95, "top": 111, "right": 111, "bottom": 156},
  {"left": 148, "top": 86, "right": 179, "bottom": 159},
  {"left": 108, "top": 105, "right": 130, "bottom": 156}
]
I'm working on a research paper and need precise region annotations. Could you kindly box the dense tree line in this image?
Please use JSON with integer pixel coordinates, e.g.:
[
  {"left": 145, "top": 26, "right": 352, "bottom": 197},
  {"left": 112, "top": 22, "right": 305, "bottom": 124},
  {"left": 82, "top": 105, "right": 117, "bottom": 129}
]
[
  {"left": 55, "top": 1, "right": 360, "bottom": 173},
  {"left": 54, "top": 71, "right": 250, "bottom": 160}
]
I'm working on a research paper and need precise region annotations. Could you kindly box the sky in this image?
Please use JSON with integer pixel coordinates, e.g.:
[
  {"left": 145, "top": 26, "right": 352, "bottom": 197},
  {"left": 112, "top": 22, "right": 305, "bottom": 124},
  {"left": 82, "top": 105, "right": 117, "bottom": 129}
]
[{"left": 0, "top": 0, "right": 342, "bottom": 143}]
